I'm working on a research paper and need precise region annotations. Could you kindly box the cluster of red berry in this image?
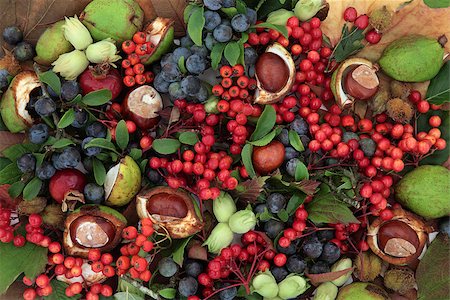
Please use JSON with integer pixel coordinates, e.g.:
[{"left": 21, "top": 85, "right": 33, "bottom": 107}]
[
  {"left": 121, "top": 32, "right": 155, "bottom": 87},
  {"left": 213, "top": 65, "right": 256, "bottom": 103},
  {"left": 278, "top": 205, "right": 308, "bottom": 248},
  {"left": 116, "top": 218, "right": 155, "bottom": 281},
  {"left": 328, "top": 222, "right": 369, "bottom": 253},
  {"left": 343, "top": 7, "right": 382, "bottom": 44},
  {"left": 197, "top": 231, "right": 275, "bottom": 299}
]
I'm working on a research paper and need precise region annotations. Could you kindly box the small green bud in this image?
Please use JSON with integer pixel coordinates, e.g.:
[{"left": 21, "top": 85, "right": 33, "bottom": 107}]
[
  {"left": 203, "top": 222, "right": 234, "bottom": 254},
  {"left": 204, "top": 96, "right": 219, "bottom": 114},
  {"left": 63, "top": 15, "right": 93, "bottom": 50},
  {"left": 294, "top": 0, "right": 324, "bottom": 21},
  {"left": 213, "top": 192, "right": 236, "bottom": 222},
  {"left": 52, "top": 50, "right": 89, "bottom": 80},
  {"left": 252, "top": 271, "right": 279, "bottom": 298},
  {"left": 330, "top": 258, "right": 353, "bottom": 286},
  {"left": 228, "top": 209, "right": 256, "bottom": 234},
  {"left": 86, "top": 39, "right": 121, "bottom": 65},
  {"left": 266, "top": 9, "right": 296, "bottom": 26},
  {"left": 278, "top": 274, "right": 309, "bottom": 299},
  {"left": 314, "top": 282, "right": 338, "bottom": 300}
]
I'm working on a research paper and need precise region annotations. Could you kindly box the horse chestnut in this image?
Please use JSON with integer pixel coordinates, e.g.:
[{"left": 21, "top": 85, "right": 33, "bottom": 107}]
[
  {"left": 344, "top": 65, "right": 379, "bottom": 100},
  {"left": 255, "top": 52, "right": 289, "bottom": 93}
]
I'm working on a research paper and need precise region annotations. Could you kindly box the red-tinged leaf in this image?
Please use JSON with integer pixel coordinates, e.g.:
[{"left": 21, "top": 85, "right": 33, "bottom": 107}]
[
  {"left": 292, "top": 180, "right": 321, "bottom": 195},
  {"left": 232, "top": 176, "right": 269, "bottom": 204},
  {"left": 187, "top": 243, "right": 208, "bottom": 261},
  {"left": 0, "top": 132, "right": 24, "bottom": 152},
  {"left": 0, "top": 184, "right": 21, "bottom": 210},
  {"left": 306, "top": 267, "right": 353, "bottom": 286}
]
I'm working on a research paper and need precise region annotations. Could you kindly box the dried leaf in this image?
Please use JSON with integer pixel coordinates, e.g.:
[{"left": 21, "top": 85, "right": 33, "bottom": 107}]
[
  {"left": 291, "top": 180, "right": 321, "bottom": 195},
  {"left": 168, "top": 106, "right": 180, "bottom": 125},
  {"left": 232, "top": 176, "right": 269, "bottom": 204},
  {"left": 0, "top": 184, "right": 21, "bottom": 210},
  {"left": 306, "top": 267, "right": 354, "bottom": 286},
  {"left": 0, "top": 132, "right": 25, "bottom": 153},
  {"left": 321, "top": 0, "right": 450, "bottom": 61},
  {"left": 61, "top": 190, "right": 85, "bottom": 212}
]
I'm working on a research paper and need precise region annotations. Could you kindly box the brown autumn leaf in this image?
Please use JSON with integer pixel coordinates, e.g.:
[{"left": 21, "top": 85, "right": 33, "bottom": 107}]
[
  {"left": 321, "top": 0, "right": 450, "bottom": 62},
  {"left": 0, "top": 132, "right": 24, "bottom": 152},
  {"left": 306, "top": 267, "right": 353, "bottom": 286}
]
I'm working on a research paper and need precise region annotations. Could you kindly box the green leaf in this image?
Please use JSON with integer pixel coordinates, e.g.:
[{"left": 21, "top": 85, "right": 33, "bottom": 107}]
[
  {"left": 178, "top": 131, "right": 199, "bottom": 145},
  {"left": 224, "top": 42, "right": 241, "bottom": 66},
  {"left": 158, "top": 288, "right": 176, "bottom": 299},
  {"left": 286, "top": 193, "right": 306, "bottom": 215},
  {"left": 44, "top": 280, "right": 81, "bottom": 300},
  {"left": 277, "top": 209, "right": 289, "bottom": 222},
  {"left": 152, "top": 138, "right": 181, "bottom": 154},
  {"left": 248, "top": 128, "right": 278, "bottom": 146},
  {"left": 2, "top": 143, "right": 39, "bottom": 161},
  {"left": 294, "top": 161, "right": 309, "bottom": 181},
  {"left": 187, "top": 6, "right": 205, "bottom": 46},
  {"left": 34, "top": 153, "right": 45, "bottom": 168},
  {"left": 236, "top": 0, "right": 247, "bottom": 13},
  {"left": 139, "top": 159, "right": 148, "bottom": 173},
  {"left": 113, "top": 292, "right": 144, "bottom": 300},
  {"left": 178, "top": 56, "right": 187, "bottom": 74},
  {"left": 23, "top": 177, "right": 42, "bottom": 200},
  {"left": 129, "top": 148, "right": 142, "bottom": 161},
  {"left": 288, "top": 130, "right": 305, "bottom": 152},
  {"left": 92, "top": 158, "right": 107, "bottom": 186},
  {"left": 426, "top": 61, "right": 450, "bottom": 105},
  {"left": 184, "top": 3, "right": 197, "bottom": 22},
  {"left": 0, "top": 157, "right": 11, "bottom": 171},
  {"left": 0, "top": 240, "right": 48, "bottom": 294},
  {"left": 424, "top": 0, "right": 450, "bottom": 8},
  {"left": 241, "top": 143, "right": 256, "bottom": 178},
  {"left": 172, "top": 236, "right": 193, "bottom": 266},
  {"left": 0, "top": 163, "right": 22, "bottom": 185},
  {"left": 69, "top": 94, "right": 82, "bottom": 105},
  {"left": 57, "top": 108, "right": 75, "bottom": 128},
  {"left": 8, "top": 181, "right": 25, "bottom": 198},
  {"left": 39, "top": 71, "right": 61, "bottom": 95},
  {"left": 331, "top": 26, "right": 365, "bottom": 63},
  {"left": 81, "top": 89, "right": 112, "bottom": 106},
  {"left": 306, "top": 194, "right": 360, "bottom": 225},
  {"left": 118, "top": 278, "right": 145, "bottom": 297},
  {"left": 250, "top": 105, "right": 276, "bottom": 141},
  {"left": 211, "top": 43, "right": 226, "bottom": 70},
  {"left": 84, "top": 138, "right": 118, "bottom": 153},
  {"left": 52, "top": 138, "right": 75, "bottom": 149},
  {"left": 258, "top": 208, "right": 272, "bottom": 222},
  {"left": 416, "top": 234, "right": 450, "bottom": 300},
  {"left": 115, "top": 120, "right": 130, "bottom": 151},
  {"left": 253, "top": 22, "right": 288, "bottom": 38}
]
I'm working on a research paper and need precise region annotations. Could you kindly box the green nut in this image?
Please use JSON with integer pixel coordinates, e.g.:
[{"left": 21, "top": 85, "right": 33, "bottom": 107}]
[
  {"left": 379, "top": 35, "right": 444, "bottom": 82},
  {"left": 34, "top": 20, "right": 73, "bottom": 66},
  {"left": 80, "top": 0, "right": 144, "bottom": 43},
  {"left": 228, "top": 209, "right": 256, "bottom": 234},
  {"left": 213, "top": 192, "right": 236, "bottom": 223},
  {"left": 252, "top": 271, "right": 279, "bottom": 298},
  {"left": 314, "top": 282, "right": 338, "bottom": 300},
  {"left": 330, "top": 258, "right": 353, "bottom": 287},
  {"left": 267, "top": 9, "right": 295, "bottom": 26},
  {"left": 203, "top": 222, "right": 234, "bottom": 254},
  {"left": 278, "top": 275, "right": 309, "bottom": 299},
  {"left": 337, "top": 282, "right": 389, "bottom": 300}
]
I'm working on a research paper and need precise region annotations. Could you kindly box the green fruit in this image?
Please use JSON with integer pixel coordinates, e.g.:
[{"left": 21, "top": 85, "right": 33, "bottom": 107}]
[
  {"left": 141, "top": 18, "right": 174, "bottom": 65},
  {"left": 395, "top": 165, "right": 450, "bottom": 219},
  {"left": 379, "top": 35, "right": 444, "bottom": 82},
  {"left": 0, "top": 71, "right": 40, "bottom": 133},
  {"left": 80, "top": 0, "right": 144, "bottom": 43},
  {"left": 104, "top": 156, "right": 141, "bottom": 206},
  {"left": 266, "top": 9, "right": 295, "bottom": 26},
  {"left": 34, "top": 21, "right": 73, "bottom": 66},
  {"left": 337, "top": 282, "right": 389, "bottom": 300}
]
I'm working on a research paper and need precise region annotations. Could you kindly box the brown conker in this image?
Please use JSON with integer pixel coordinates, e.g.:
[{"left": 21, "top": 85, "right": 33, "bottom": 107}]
[
  {"left": 252, "top": 140, "right": 285, "bottom": 174},
  {"left": 377, "top": 220, "right": 419, "bottom": 258},
  {"left": 122, "top": 85, "right": 162, "bottom": 130},
  {"left": 344, "top": 65, "right": 379, "bottom": 100},
  {"left": 255, "top": 52, "right": 289, "bottom": 93},
  {"left": 146, "top": 193, "right": 188, "bottom": 218},
  {"left": 70, "top": 215, "right": 115, "bottom": 248}
]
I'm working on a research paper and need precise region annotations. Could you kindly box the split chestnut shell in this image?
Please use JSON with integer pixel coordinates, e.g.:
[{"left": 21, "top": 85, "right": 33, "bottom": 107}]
[{"left": 136, "top": 186, "right": 203, "bottom": 239}]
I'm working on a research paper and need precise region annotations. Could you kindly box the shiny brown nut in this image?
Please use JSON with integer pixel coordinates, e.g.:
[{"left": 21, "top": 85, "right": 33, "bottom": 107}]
[
  {"left": 69, "top": 215, "right": 115, "bottom": 248},
  {"left": 377, "top": 220, "right": 419, "bottom": 258},
  {"left": 255, "top": 52, "right": 289, "bottom": 93},
  {"left": 344, "top": 65, "right": 379, "bottom": 100},
  {"left": 252, "top": 140, "right": 285, "bottom": 174},
  {"left": 146, "top": 193, "right": 188, "bottom": 218}
]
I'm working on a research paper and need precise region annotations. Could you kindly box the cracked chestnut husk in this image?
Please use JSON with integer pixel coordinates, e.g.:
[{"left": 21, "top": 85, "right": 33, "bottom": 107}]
[
  {"left": 253, "top": 43, "right": 295, "bottom": 104},
  {"left": 140, "top": 17, "right": 174, "bottom": 65},
  {"left": 331, "top": 58, "right": 379, "bottom": 108},
  {"left": 136, "top": 186, "right": 203, "bottom": 239},
  {"left": 63, "top": 204, "right": 127, "bottom": 258},
  {"left": 367, "top": 208, "right": 430, "bottom": 265}
]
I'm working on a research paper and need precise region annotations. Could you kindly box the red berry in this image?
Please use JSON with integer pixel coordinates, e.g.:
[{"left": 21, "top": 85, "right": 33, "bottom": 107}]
[
  {"left": 365, "top": 29, "right": 382, "bottom": 44},
  {"left": 88, "top": 249, "right": 101, "bottom": 261},
  {"left": 354, "top": 14, "right": 369, "bottom": 29},
  {"left": 133, "top": 32, "right": 146, "bottom": 44},
  {"left": 35, "top": 274, "right": 50, "bottom": 288},
  {"left": 273, "top": 253, "right": 287, "bottom": 267},
  {"left": 220, "top": 65, "right": 233, "bottom": 78},
  {"left": 343, "top": 7, "right": 357, "bottom": 22}
]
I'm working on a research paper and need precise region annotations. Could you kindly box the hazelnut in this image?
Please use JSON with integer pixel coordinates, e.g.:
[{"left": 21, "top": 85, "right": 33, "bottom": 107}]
[
  {"left": 255, "top": 52, "right": 289, "bottom": 93},
  {"left": 344, "top": 65, "right": 379, "bottom": 100},
  {"left": 367, "top": 208, "right": 429, "bottom": 265},
  {"left": 252, "top": 140, "right": 285, "bottom": 174}
]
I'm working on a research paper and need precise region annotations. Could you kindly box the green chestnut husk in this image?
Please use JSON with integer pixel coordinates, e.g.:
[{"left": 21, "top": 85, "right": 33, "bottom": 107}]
[{"left": 34, "top": 20, "right": 74, "bottom": 66}]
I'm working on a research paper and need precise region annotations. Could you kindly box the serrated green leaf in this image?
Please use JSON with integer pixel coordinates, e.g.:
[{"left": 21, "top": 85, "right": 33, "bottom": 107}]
[
  {"left": 286, "top": 193, "right": 306, "bottom": 215},
  {"left": 129, "top": 148, "right": 142, "bottom": 161},
  {"left": 52, "top": 138, "right": 75, "bottom": 149},
  {"left": 294, "top": 161, "right": 309, "bottom": 181},
  {"left": 253, "top": 22, "right": 288, "bottom": 38},
  {"left": 178, "top": 56, "right": 187, "bottom": 74},
  {"left": 84, "top": 138, "right": 118, "bottom": 153},
  {"left": 332, "top": 26, "right": 365, "bottom": 63},
  {"left": 92, "top": 158, "right": 106, "bottom": 186},
  {"left": 211, "top": 43, "right": 226, "bottom": 70},
  {"left": 426, "top": 61, "right": 450, "bottom": 105},
  {"left": 158, "top": 288, "right": 176, "bottom": 299},
  {"left": 39, "top": 71, "right": 61, "bottom": 95},
  {"left": 288, "top": 130, "right": 305, "bottom": 152},
  {"left": 241, "top": 143, "right": 256, "bottom": 178},
  {"left": 172, "top": 236, "right": 193, "bottom": 266},
  {"left": 81, "top": 89, "right": 112, "bottom": 106},
  {"left": 57, "top": 108, "right": 75, "bottom": 128},
  {"left": 187, "top": 6, "right": 205, "bottom": 46},
  {"left": 115, "top": 120, "right": 130, "bottom": 151},
  {"left": 224, "top": 42, "right": 241, "bottom": 66},
  {"left": 178, "top": 131, "right": 199, "bottom": 145},
  {"left": 0, "top": 241, "right": 48, "bottom": 294},
  {"left": 44, "top": 280, "right": 81, "bottom": 300},
  {"left": 8, "top": 181, "right": 25, "bottom": 198},
  {"left": 250, "top": 105, "right": 276, "bottom": 141},
  {"left": 23, "top": 177, "right": 42, "bottom": 200},
  {"left": 306, "top": 194, "right": 359, "bottom": 225},
  {"left": 152, "top": 138, "right": 181, "bottom": 154},
  {"left": 0, "top": 163, "right": 22, "bottom": 185}
]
